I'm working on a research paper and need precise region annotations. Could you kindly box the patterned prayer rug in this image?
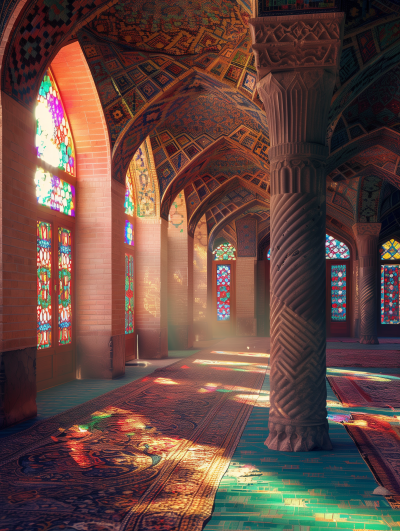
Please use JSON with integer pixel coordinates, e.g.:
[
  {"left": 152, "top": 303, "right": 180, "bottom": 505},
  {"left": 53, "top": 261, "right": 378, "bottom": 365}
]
[
  {"left": 327, "top": 338, "right": 400, "bottom": 343},
  {"left": 327, "top": 371, "right": 400, "bottom": 407},
  {"left": 0, "top": 351, "right": 267, "bottom": 531},
  {"left": 327, "top": 349, "right": 400, "bottom": 367},
  {"left": 344, "top": 413, "right": 400, "bottom": 508}
]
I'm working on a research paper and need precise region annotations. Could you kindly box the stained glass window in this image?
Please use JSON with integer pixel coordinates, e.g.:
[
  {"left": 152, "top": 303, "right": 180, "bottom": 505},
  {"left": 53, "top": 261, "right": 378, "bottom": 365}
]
[
  {"left": 35, "top": 168, "right": 75, "bottom": 216},
  {"left": 125, "top": 254, "right": 134, "bottom": 334},
  {"left": 213, "top": 243, "right": 236, "bottom": 261},
  {"left": 217, "top": 264, "right": 231, "bottom": 321},
  {"left": 125, "top": 221, "right": 134, "bottom": 246},
  {"left": 267, "top": 248, "right": 270, "bottom": 260},
  {"left": 380, "top": 239, "right": 400, "bottom": 260},
  {"left": 326, "top": 235, "right": 350, "bottom": 259},
  {"left": 381, "top": 265, "right": 400, "bottom": 324},
  {"left": 58, "top": 227, "right": 72, "bottom": 345},
  {"left": 37, "top": 221, "right": 52, "bottom": 349},
  {"left": 125, "top": 167, "right": 135, "bottom": 216},
  {"left": 331, "top": 264, "right": 347, "bottom": 321},
  {"left": 36, "top": 70, "right": 75, "bottom": 174}
]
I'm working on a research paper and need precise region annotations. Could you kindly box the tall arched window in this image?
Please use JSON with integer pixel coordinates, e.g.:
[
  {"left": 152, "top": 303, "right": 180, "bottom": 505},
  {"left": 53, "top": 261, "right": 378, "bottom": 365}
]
[
  {"left": 124, "top": 145, "right": 138, "bottom": 362},
  {"left": 36, "top": 68, "right": 76, "bottom": 390},
  {"left": 325, "top": 235, "right": 350, "bottom": 328},
  {"left": 212, "top": 243, "right": 236, "bottom": 336},
  {"left": 380, "top": 239, "right": 400, "bottom": 325}
]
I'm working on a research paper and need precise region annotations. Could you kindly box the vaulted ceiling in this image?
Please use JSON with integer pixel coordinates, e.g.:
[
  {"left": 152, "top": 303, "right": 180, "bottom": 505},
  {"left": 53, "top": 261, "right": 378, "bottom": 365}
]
[{"left": 2, "top": 0, "right": 400, "bottom": 247}]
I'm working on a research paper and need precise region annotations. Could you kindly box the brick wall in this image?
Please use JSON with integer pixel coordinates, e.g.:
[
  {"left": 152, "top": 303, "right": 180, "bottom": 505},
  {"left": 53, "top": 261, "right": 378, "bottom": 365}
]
[
  {"left": 0, "top": 87, "right": 38, "bottom": 427},
  {"left": 135, "top": 217, "right": 168, "bottom": 358},
  {"left": 0, "top": 91, "right": 37, "bottom": 352},
  {"left": 167, "top": 192, "right": 193, "bottom": 349},
  {"left": 236, "top": 257, "right": 257, "bottom": 336},
  {"left": 193, "top": 215, "right": 208, "bottom": 340},
  {"left": 51, "top": 42, "right": 125, "bottom": 378}
]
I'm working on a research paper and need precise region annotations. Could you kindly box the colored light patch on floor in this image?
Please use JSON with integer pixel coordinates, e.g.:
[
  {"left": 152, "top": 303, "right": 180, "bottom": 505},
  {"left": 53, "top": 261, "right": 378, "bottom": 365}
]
[
  {"left": 194, "top": 359, "right": 269, "bottom": 368},
  {"left": 211, "top": 350, "right": 270, "bottom": 358},
  {"left": 204, "top": 375, "right": 400, "bottom": 531},
  {"left": 0, "top": 353, "right": 267, "bottom": 530}
]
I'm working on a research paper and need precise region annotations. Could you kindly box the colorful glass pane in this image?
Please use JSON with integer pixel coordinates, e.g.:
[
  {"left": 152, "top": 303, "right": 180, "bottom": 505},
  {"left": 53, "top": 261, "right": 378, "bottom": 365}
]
[
  {"left": 217, "top": 264, "right": 231, "bottom": 321},
  {"left": 380, "top": 239, "right": 400, "bottom": 260},
  {"left": 213, "top": 243, "right": 236, "bottom": 261},
  {"left": 36, "top": 70, "right": 75, "bottom": 174},
  {"left": 331, "top": 264, "right": 347, "bottom": 321},
  {"left": 125, "top": 254, "right": 134, "bottom": 334},
  {"left": 37, "top": 221, "right": 52, "bottom": 349},
  {"left": 267, "top": 248, "right": 271, "bottom": 260},
  {"left": 35, "top": 168, "right": 75, "bottom": 216},
  {"left": 125, "top": 221, "right": 134, "bottom": 246},
  {"left": 381, "top": 265, "right": 400, "bottom": 324},
  {"left": 326, "top": 235, "right": 350, "bottom": 259},
  {"left": 125, "top": 167, "right": 135, "bottom": 216},
  {"left": 58, "top": 227, "right": 72, "bottom": 345}
]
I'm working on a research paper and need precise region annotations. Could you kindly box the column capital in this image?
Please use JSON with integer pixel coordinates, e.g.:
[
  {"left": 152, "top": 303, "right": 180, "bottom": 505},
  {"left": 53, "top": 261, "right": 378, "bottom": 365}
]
[
  {"left": 249, "top": 12, "right": 345, "bottom": 81},
  {"left": 352, "top": 222, "right": 382, "bottom": 239}
]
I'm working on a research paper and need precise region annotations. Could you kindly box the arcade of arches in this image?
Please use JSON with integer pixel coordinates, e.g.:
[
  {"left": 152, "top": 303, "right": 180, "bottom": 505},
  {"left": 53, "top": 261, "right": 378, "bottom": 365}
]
[{"left": 1, "top": 0, "right": 400, "bottom": 527}]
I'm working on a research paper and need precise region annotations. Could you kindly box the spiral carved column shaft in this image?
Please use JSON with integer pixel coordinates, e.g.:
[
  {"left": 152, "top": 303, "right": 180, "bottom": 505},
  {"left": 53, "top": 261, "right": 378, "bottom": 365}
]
[
  {"left": 353, "top": 224, "right": 381, "bottom": 345},
  {"left": 249, "top": 13, "right": 345, "bottom": 451}
]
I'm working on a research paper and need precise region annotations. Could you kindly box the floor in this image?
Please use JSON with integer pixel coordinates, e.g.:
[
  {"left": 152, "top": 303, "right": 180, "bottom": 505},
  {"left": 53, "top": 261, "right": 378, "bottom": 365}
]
[{"left": 2, "top": 338, "right": 400, "bottom": 530}]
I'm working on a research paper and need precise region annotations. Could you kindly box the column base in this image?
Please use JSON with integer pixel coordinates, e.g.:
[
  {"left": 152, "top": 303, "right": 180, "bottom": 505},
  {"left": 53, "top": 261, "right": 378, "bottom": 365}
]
[
  {"left": 265, "top": 420, "right": 333, "bottom": 452},
  {"left": 359, "top": 335, "right": 379, "bottom": 345}
]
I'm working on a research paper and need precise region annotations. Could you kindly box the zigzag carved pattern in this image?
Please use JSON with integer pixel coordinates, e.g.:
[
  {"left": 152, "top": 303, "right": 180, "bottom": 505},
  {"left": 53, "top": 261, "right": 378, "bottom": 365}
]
[
  {"left": 267, "top": 192, "right": 330, "bottom": 450},
  {"left": 359, "top": 267, "right": 378, "bottom": 344}
]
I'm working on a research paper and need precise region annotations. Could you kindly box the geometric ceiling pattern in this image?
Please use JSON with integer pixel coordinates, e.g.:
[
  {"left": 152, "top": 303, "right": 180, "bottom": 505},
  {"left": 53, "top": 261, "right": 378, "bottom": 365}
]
[{"left": 3, "top": 0, "right": 400, "bottom": 250}]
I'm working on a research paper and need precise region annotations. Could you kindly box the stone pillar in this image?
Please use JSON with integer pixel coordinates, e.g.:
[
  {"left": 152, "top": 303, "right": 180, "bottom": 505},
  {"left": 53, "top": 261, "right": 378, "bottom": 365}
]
[
  {"left": 193, "top": 216, "right": 209, "bottom": 341},
  {"left": 52, "top": 44, "right": 126, "bottom": 381},
  {"left": 135, "top": 217, "right": 168, "bottom": 358},
  {"left": 236, "top": 216, "right": 257, "bottom": 336},
  {"left": 236, "top": 258, "right": 257, "bottom": 336},
  {"left": 257, "top": 260, "right": 266, "bottom": 336},
  {"left": 250, "top": 13, "right": 344, "bottom": 451},
  {"left": 167, "top": 192, "right": 193, "bottom": 350},
  {"left": 0, "top": 91, "right": 37, "bottom": 429},
  {"left": 353, "top": 223, "right": 381, "bottom": 345}
]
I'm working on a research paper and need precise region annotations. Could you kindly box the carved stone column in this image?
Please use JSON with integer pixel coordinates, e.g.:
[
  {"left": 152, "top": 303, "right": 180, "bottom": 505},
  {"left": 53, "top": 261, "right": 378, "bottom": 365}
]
[
  {"left": 353, "top": 223, "right": 381, "bottom": 345},
  {"left": 249, "top": 13, "right": 344, "bottom": 451}
]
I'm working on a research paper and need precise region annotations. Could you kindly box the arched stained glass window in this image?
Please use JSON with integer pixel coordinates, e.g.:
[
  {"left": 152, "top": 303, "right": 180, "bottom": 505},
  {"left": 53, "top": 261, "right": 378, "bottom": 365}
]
[
  {"left": 380, "top": 239, "right": 400, "bottom": 324},
  {"left": 380, "top": 239, "right": 400, "bottom": 260},
  {"left": 125, "top": 254, "right": 134, "bottom": 334},
  {"left": 36, "top": 69, "right": 75, "bottom": 175},
  {"left": 217, "top": 264, "right": 231, "bottom": 320},
  {"left": 326, "top": 235, "right": 350, "bottom": 259},
  {"left": 213, "top": 243, "right": 236, "bottom": 261},
  {"left": 125, "top": 166, "right": 135, "bottom": 216}
]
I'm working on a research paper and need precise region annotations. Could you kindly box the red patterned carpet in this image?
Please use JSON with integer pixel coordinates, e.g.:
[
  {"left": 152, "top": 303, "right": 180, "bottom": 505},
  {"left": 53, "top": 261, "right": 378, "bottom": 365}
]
[
  {"left": 344, "top": 413, "right": 400, "bottom": 508},
  {"left": 0, "top": 348, "right": 267, "bottom": 531},
  {"left": 326, "top": 349, "right": 400, "bottom": 367},
  {"left": 327, "top": 373, "right": 400, "bottom": 407},
  {"left": 327, "top": 338, "right": 400, "bottom": 344}
]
